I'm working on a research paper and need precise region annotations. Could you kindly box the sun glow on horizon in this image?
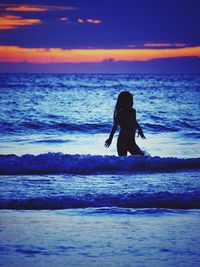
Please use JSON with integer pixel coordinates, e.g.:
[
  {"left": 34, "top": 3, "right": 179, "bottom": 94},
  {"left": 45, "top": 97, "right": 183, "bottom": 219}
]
[{"left": 0, "top": 46, "right": 199, "bottom": 63}]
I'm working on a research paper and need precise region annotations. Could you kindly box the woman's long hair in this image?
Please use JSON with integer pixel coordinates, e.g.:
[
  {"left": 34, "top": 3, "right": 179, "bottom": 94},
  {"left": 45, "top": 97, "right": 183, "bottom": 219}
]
[{"left": 114, "top": 91, "right": 133, "bottom": 118}]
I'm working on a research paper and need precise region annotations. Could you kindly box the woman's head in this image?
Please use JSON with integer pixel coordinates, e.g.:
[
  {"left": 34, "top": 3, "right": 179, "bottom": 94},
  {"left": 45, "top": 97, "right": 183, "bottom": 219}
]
[{"left": 115, "top": 91, "right": 133, "bottom": 112}]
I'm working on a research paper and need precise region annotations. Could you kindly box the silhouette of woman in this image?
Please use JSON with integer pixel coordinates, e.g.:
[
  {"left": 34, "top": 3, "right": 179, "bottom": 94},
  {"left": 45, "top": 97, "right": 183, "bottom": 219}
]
[{"left": 105, "top": 91, "right": 145, "bottom": 156}]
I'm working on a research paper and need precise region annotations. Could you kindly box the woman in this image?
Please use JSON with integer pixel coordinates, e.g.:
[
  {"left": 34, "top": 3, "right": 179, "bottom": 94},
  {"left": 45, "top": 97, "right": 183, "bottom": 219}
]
[{"left": 105, "top": 91, "right": 145, "bottom": 156}]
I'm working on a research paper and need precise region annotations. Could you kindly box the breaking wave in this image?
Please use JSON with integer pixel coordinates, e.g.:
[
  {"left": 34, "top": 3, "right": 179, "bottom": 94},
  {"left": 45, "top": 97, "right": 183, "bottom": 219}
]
[
  {"left": 1, "top": 191, "right": 200, "bottom": 210},
  {"left": 0, "top": 153, "right": 199, "bottom": 175}
]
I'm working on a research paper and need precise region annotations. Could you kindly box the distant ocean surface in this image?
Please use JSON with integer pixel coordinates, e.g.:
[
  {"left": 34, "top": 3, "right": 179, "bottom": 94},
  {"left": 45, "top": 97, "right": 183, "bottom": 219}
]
[
  {"left": 0, "top": 73, "right": 200, "bottom": 157},
  {"left": 0, "top": 74, "right": 200, "bottom": 267}
]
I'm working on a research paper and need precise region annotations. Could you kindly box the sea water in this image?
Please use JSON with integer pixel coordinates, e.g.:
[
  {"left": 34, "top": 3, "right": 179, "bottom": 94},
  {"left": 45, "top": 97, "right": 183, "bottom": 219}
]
[
  {"left": 0, "top": 74, "right": 200, "bottom": 267},
  {"left": 0, "top": 73, "right": 199, "bottom": 157}
]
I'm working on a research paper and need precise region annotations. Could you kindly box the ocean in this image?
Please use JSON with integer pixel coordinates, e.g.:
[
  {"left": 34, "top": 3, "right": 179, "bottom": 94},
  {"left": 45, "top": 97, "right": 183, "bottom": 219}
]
[{"left": 0, "top": 73, "right": 200, "bottom": 266}]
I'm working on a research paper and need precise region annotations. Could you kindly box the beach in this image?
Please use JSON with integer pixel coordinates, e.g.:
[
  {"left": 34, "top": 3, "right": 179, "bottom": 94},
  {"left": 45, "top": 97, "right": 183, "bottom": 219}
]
[{"left": 1, "top": 209, "right": 200, "bottom": 267}]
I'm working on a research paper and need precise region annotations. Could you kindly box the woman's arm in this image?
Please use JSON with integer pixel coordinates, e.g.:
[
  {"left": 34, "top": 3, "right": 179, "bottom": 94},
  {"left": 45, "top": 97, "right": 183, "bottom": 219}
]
[
  {"left": 135, "top": 110, "right": 146, "bottom": 139},
  {"left": 105, "top": 118, "right": 118, "bottom": 147},
  {"left": 136, "top": 121, "right": 145, "bottom": 139}
]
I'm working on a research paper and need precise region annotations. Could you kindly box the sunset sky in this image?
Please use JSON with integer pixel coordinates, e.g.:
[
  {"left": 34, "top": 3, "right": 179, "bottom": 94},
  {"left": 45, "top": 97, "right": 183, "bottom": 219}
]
[{"left": 0, "top": 0, "right": 200, "bottom": 73}]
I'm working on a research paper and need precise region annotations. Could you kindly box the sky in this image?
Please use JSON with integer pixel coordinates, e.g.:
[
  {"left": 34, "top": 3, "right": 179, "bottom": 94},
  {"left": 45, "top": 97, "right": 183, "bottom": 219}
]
[{"left": 0, "top": 0, "right": 200, "bottom": 73}]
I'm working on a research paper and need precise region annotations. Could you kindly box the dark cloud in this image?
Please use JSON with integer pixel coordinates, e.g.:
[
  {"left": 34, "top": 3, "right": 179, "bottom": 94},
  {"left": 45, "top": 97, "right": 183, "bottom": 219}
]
[
  {"left": 0, "top": 0, "right": 199, "bottom": 48},
  {"left": 0, "top": 57, "right": 200, "bottom": 73}
]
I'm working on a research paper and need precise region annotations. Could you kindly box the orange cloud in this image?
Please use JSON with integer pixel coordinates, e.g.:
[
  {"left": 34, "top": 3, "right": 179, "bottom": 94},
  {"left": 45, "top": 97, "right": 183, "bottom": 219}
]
[
  {"left": 5, "top": 6, "right": 48, "bottom": 12},
  {"left": 0, "top": 4, "right": 76, "bottom": 12},
  {"left": 87, "top": 19, "right": 101, "bottom": 24},
  {"left": 77, "top": 18, "right": 101, "bottom": 24},
  {"left": 77, "top": 18, "right": 84, "bottom": 23},
  {"left": 0, "top": 46, "right": 199, "bottom": 63},
  {"left": 0, "top": 15, "right": 41, "bottom": 30}
]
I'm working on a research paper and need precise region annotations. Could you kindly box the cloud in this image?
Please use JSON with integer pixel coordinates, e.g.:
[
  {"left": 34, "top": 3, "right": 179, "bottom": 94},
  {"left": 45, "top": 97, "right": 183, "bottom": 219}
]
[
  {"left": 1, "top": 57, "right": 200, "bottom": 74},
  {"left": 144, "top": 43, "right": 187, "bottom": 48},
  {"left": 60, "top": 17, "right": 69, "bottom": 21},
  {"left": 0, "top": 46, "right": 199, "bottom": 63},
  {"left": 0, "top": 15, "right": 41, "bottom": 30},
  {"left": 77, "top": 18, "right": 102, "bottom": 24},
  {"left": 0, "top": 4, "right": 76, "bottom": 12},
  {"left": 77, "top": 19, "right": 84, "bottom": 23},
  {"left": 128, "top": 43, "right": 187, "bottom": 48},
  {"left": 86, "top": 19, "right": 101, "bottom": 24},
  {"left": 4, "top": 6, "right": 48, "bottom": 12}
]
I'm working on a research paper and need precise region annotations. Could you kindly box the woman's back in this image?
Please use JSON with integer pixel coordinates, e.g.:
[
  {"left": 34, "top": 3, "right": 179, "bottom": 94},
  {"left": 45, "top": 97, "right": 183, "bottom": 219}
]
[{"left": 117, "top": 108, "right": 137, "bottom": 139}]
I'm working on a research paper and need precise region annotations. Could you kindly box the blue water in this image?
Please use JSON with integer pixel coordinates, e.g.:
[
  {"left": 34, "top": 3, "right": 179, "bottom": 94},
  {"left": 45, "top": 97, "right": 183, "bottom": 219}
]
[
  {"left": 0, "top": 73, "right": 200, "bottom": 157},
  {"left": 0, "top": 74, "right": 200, "bottom": 266},
  {"left": 1, "top": 171, "right": 200, "bottom": 209}
]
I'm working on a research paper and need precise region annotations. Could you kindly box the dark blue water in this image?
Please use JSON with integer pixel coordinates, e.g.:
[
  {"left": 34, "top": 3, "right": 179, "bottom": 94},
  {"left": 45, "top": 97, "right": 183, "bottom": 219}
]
[
  {"left": 0, "top": 74, "right": 200, "bottom": 267},
  {"left": 0, "top": 74, "right": 200, "bottom": 157},
  {"left": 0, "top": 73, "right": 200, "bottom": 209}
]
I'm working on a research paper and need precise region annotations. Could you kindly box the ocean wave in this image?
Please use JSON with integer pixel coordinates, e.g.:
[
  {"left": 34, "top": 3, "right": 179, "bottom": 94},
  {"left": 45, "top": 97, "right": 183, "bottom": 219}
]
[
  {"left": 1, "top": 120, "right": 199, "bottom": 135},
  {"left": 87, "top": 207, "right": 200, "bottom": 215},
  {"left": 1, "top": 191, "right": 199, "bottom": 209},
  {"left": 28, "top": 139, "right": 70, "bottom": 144},
  {"left": 1, "top": 121, "right": 110, "bottom": 134},
  {"left": 144, "top": 123, "right": 178, "bottom": 132},
  {"left": 0, "top": 153, "right": 199, "bottom": 175},
  {"left": 144, "top": 122, "right": 200, "bottom": 133}
]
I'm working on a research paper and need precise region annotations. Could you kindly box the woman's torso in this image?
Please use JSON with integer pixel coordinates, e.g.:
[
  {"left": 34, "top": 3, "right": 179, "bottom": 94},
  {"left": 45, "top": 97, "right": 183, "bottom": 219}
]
[{"left": 117, "top": 108, "right": 137, "bottom": 140}]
